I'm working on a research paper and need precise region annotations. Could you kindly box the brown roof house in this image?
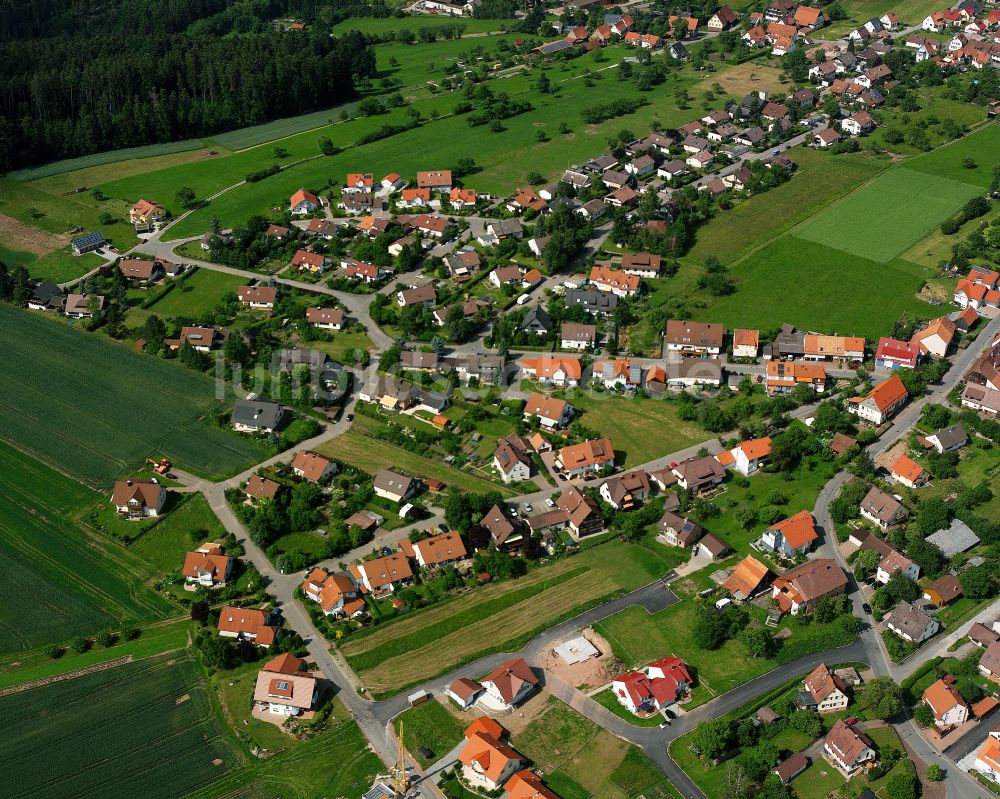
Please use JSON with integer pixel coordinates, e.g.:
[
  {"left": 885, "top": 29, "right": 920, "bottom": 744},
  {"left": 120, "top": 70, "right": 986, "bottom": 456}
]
[
  {"left": 480, "top": 658, "right": 538, "bottom": 711},
  {"left": 722, "top": 556, "right": 772, "bottom": 601},
  {"left": 664, "top": 319, "right": 725, "bottom": 356},
  {"left": 111, "top": 478, "right": 166, "bottom": 519},
  {"left": 671, "top": 456, "right": 725, "bottom": 492},
  {"left": 291, "top": 450, "right": 338, "bottom": 483},
  {"left": 412, "top": 531, "right": 467, "bottom": 570},
  {"left": 599, "top": 469, "right": 651, "bottom": 511},
  {"left": 350, "top": 553, "right": 413, "bottom": 594},
  {"left": 771, "top": 559, "right": 847, "bottom": 615},
  {"left": 859, "top": 486, "right": 908, "bottom": 531},
  {"left": 183, "top": 542, "right": 233, "bottom": 589},
  {"left": 373, "top": 469, "right": 417, "bottom": 504},
  {"left": 481, "top": 504, "right": 526, "bottom": 551},
  {"left": 657, "top": 510, "right": 704, "bottom": 549},
  {"left": 253, "top": 653, "right": 318, "bottom": 718},
  {"left": 801, "top": 663, "right": 850, "bottom": 713},
  {"left": 218, "top": 606, "right": 278, "bottom": 647},
  {"left": 823, "top": 720, "right": 875, "bottom": 776},
  {"left": 245, "top": 475, "right": 281, "bottom": 503},
  {"left": 924, "top": 574, "right": 963, "bottom": 608}
]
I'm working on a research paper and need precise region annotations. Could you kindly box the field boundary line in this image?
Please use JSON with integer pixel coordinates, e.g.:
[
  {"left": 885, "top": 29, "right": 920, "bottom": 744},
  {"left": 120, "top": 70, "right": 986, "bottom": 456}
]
[{"left": 0, "top": 655, "right": 134, "bottom": 697}]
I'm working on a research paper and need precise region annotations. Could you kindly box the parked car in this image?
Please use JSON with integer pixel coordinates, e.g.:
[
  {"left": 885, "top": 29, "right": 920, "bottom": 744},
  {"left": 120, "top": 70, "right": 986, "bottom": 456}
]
[
  {"left": 524, "top": 503, "right": 533, "bottom": 513},
  {"left": 438, "top": 523, "right": 448, "bottom": 533},
  {"left": 545, "top": 498, "right": 556, "bottom": 508}
]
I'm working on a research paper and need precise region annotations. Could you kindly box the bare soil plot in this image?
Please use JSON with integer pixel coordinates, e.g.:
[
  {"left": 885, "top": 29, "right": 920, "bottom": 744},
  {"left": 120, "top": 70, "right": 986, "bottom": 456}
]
[
  {"left": 0, "top": 213, "right": 66, "bottom": 256},
  {"left": 698, "top": 61, "right": 788, "bottom": 97}
]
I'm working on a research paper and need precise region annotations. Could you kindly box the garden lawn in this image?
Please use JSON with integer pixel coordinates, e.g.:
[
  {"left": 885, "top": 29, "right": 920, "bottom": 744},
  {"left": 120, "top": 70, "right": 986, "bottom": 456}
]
[
  {"left": 685, "top": 148, "right": 885, "bottom": 265},
  {"left": 792, "top": 167, "right": 982, "bottom": 263},
  {"left": 1, "top": 653, "right": 241, "bottom": 799},
  {"left": 214, "top": 659, "right": 299, "bottom": 753},
  {"left": 562, "top": 390, "right": 708, "bottom": 466},
  {"left": 789, "top": 761, "right": 847, "bottom": 799},
  {"left": 702, "top": 236, "right": 939, "bottom": 341},
  {"left": 144, "top": 267, "right": 246, "bottom": 319},
  {"left": 399, "top": 699, "right": 467, "bottom": 767},
  {"left": 906, "top": 124, "right": 1000, "bottom": 188},
  {"left": 592, "top": 688, "right": 665, "bottom": 727},
  {"left": 316, "top": 429, "right": 515, "bottom": 496},
  {"left": 25, "top": 247, "right": 104, "bottom": 282},
  {"left": 0, "top": 441, "right": 175, "bottom": 654},
  {"left": 124, "top": 493, "right": 228, "bottom": 574},
  {"left": 0, "top": 305, "right": 268, "bottom": 486}
]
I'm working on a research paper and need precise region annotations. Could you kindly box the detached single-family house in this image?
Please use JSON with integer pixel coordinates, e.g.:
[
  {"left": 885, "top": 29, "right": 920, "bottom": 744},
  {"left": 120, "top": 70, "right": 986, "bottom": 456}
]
[
  {"left": 458, "top": 727, "right": 522, "bottom": 792},
  {"left": 111, "top": 478, "right": 166, "bottom": 518},
  {"left": 875, "top": 337, "right": 920, "bottom": 370},
  {"left": 218, "top": 606, "right": 278, "bottom": 647},
  {"left": 848, "top": 374, "right": 908, "bottom": 425},
  {"left": 923, "top": 677, "right": 969, "bottom": 729},
  {"left": 732, "top": 328, "right": 760, "bottom": 358},
  {"left": 926, "top": 424, "right": 967, "bottom": 454},
  {"left": 912, "top": 317, "right": 956, "bottom": 358},
  {"left": 305, "top": 307, "right": 345, "bottom": 331},
  {"left": 238, "top": 285, "right": 278, "bottom": 310},
  {"left": 520, "top": 355, "right": 582, "bottom": 387},
  {"left": 876, "top": 549, "right": 920, "bottom": 585},
  {"left": 802, "top": 663, "right": 850, "bottom": 713},
  {"left": 823, "top": 720, "right": 876, "bottom": 776},
  {"left": 523, "top": 393, "right": 572, "bottom": 429},
  {"left": 291, "top": 450, "right": 337, "bottom": 483},
  {"left": 888, "top": 601, "right": 939, "bottom": 644},
  {"left": 480, "top": 658, "right": 538, "bottom": 710},
  {"left": 560, "top": 322, "right": 597, "bottom": 350},
  {"left": 373, "top": 469, "right": 417, "bottom": 503},
  {"left": 350, "top": 553, "right": 414, "bottom": 593},
  {"left": 663, "top": 320, "right": 725, "bottom": 357},
  {"left": 555, "top": 437, "right": 615, "bottom": 479},
  {"left": 772, "top": 559, "right": 847, "bottom": 615},
  {"left": 657, "top": 510, "right": 704, "bottom": 548},
  {"left": 412, "top": 531, "right": 467, "bottom": 569},
  {"left": 253, "top": 653, "right": 318, "bottom": 717},
  {"left": 183, "top": 542, "right": 232, "bottom": 588},
  {"left": 924, "top": 574, "right": 963, "bottom": 608},
  {"left": 231, "top": 399, "right": 285, "bottom": 434},
  {"left": 600, "top": 469, "right": 651, "bottom": 511},
  {"left": 671, "top": 456, "right": 725, "bottom": 492},
  {"left": 290, "top": 188, "right": 320, "bottom": 214},
  {"left": 493, "top": 433, "right": 534, "bottom": 483},
  {"left": 722, "top": 556, "right": 772, "bottom": 601},
  {"left": 890, "top": 454, "right": 928, "bottom": 489},
  {"left": 760, "top": 510, "right": 819, "bottom": 557},
  {"left": 860, "top": 486, "right": 907, "bottom": 530}
]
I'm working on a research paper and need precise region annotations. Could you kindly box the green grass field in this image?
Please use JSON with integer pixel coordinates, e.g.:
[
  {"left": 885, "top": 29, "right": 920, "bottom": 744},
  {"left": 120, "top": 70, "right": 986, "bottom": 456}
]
[
  {"left": 562, "top": 390, "right": 708, "bottom": 466},
  {"left": 2, "top": 653, "right": 241, "bottom": 799},
  {"left": 792, "top": 167, "right": 982, "bottom": 263},
  {"left": 26, "top": 247, "right": 104, "bottom": 282},
  {"left": 399, "top": 699, "right": 467, "bottom": 767},
  {"left": 0, "top": 177, "right": 130, "bottom": 247},
  {"left": 685, "top": 148, "right": 886, "bottom": 265},
  {"left": 822, "top": 0, "right": 941, "bottom": 35},
  {"left": 702, "top": 236, "right": 939, "bottom": 340},
  {"left": 0, "top": 243, "right": 35, "bottom": 266},
  {"left": 145, "top": 267, "right": 246, "bottom": 319},
  {"left": 0, "top": 442, "right": 176, "bottom": 653},
  {"left": 906, "top": 122, "right": 1000, "bottom": 188},
  {"left": 0, "top": 305, "right": 267, "bottom": 486}
]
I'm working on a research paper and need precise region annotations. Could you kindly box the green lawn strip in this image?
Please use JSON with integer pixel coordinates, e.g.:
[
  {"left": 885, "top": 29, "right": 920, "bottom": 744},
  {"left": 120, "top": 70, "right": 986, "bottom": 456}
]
[
  {"left": 143, "top": 267, "right": 246, "bottom": 319},
  {"left": 592, "top": 687, "right": 666, "bottom": 727},
  {"left": 685, "top": 147, "right": 886, "bottom": 266},
  {"left": 792, "top": 167, "right": 983, "bottom": 263},
  {"left": 701, "top": 237, "right": 939, "bottom": 341},
  {"left": 24, "top": 247, "right": 103, "bottom": 282},
  {"left": 789, "top": 761, "right": 847, "bottom": 799},
  {"left": 399, "top": 699, "right": 467, "bottom": 768},
  {"left": 316, "top": 429, "right": 516, "bottom": 496},
  {"left": 0, "top": 441, "right": 176, "bottom": 654},
  {"left": 0, "top": 243, "right": 35, "bottom": 265},
  {"left": 0, "top": 305, "right": 267, "bottom": 487},
  {"left": 331, "top": 17, "right": 512, "bottom": 35},
  {"left": 1, "top": 652, "right": 241, "bottom": 799},
  {"left": 342, "top": 566, "right": 589, "bottom": 671},
  {"left": 0, "top": 619, "right": 189, "bottom": 691}
]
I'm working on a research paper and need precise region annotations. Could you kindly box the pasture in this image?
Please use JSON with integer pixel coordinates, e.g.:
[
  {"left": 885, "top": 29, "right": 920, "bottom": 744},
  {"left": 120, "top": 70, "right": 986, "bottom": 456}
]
[
  {"left": 2, "top": 653, "right": 240, "bottom": 799},
  {"left": 9, "top": 138, "right": 212, "bottom": 182},
  {"left": 0, "top": 442, "right": 174, "bottom": 654},
  {"left": 906, "top": 123, "right": 1000, "bottom": 188},
  {"left": 339, "top": 541, "right": 677, "bottom": 694},
  {"left": 0, "top": 177, "right": 129, "bottom": 247},
  {"left": 0, "top": 305, "right": 267, "bottom": 486},
  {"left": 792, "top": 167, "right": 982, "bottom": 263},
  {"left": 331, "top": 16, "right": 511, "bottom": 35},
  {"left": 145, "top": 267, "right": 246, "bottom": 319},
  {"left": 703, "top": 236, "right": 938, "bottom": 340}
]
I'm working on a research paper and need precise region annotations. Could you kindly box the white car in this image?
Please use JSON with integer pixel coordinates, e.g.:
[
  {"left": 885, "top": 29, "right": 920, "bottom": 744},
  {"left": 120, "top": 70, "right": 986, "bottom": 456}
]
[
  {"left": 545, "top": 498, "right": 556, "bottom": 508},
  {"left": 524, "top": 503, "right": 533, "bottom": 513}
]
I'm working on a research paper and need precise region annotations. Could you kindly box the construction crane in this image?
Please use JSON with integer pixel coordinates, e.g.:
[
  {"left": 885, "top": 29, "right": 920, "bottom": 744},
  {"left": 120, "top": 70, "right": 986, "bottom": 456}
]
[{"left": 395, "top": 720, "right": 411, "bottom": 796}]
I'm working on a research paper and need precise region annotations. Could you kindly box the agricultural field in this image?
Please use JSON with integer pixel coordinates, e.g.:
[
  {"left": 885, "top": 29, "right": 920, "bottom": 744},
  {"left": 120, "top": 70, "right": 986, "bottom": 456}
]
[
  {"left": 0, "top": 442, "right": 175, "bottom": 654},
  {"left": 0, "top": 305, "right": 267, "bottom": 486},
  {"left": 684, "top": 147, "right": 886, "bottom": 265},
  {"left": 2, "top": 653, "right": 241, "bottom": 799},
  {"left": 9, "top": 139, "right": 214, "bottom": 182},
  {"left": 187, "top": 702, "right": 384, "bottom": 799},
  {"left": 560, "top": 390, "right": 708, "bottom": 466},
  {"left": 144, "top": 267, "right": 247, "bottom": 320},
  {"left": 339, "top": 540, "right": 678, "bottom": 695},
  {"left": 792, "top": 167, "right": 982, "bottom": 263},
  {"left": 516, "top": 696, "right": 680, "bottom": 799},
  {"left": 702, "top": 236, "right": 940, "bottom": 340},
  {"left": 822, "top": 0, "right": 946, "bottom": 35}
]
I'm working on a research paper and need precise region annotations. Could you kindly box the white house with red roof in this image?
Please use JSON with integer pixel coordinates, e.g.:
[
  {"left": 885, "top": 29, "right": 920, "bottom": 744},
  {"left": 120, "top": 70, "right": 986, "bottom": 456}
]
[
  {"left": 848, "top": 374, "right": 908, "bottom": 425},
  {"left": 876, "top": 549, "right": 920, "bottom": 584},
  {"left": 289, "top": 189, "right": 320, "bottom": 214},
  {"left": 253, "top": 653, "right": 318, "bottom": 716},
  {"left": 480, "top": 658, "right": 538, "bottom": 711},
  {"left": 875, "top": 337, "right": 921, "bottom": 370},
  {"left": 611, "top": 656, "right": 692, "bottom": 715},
  {"left": 183, "top": 542, "right": 233, "bottom": 588},
  {"left": 760, "top": 510, "right": 819, "bottom": 557}
]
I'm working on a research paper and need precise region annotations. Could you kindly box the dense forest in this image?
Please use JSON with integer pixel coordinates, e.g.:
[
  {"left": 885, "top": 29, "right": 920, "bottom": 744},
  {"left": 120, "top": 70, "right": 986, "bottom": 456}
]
[{"left": 0, "top": 0, "right": 377, "bottom": 169}]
